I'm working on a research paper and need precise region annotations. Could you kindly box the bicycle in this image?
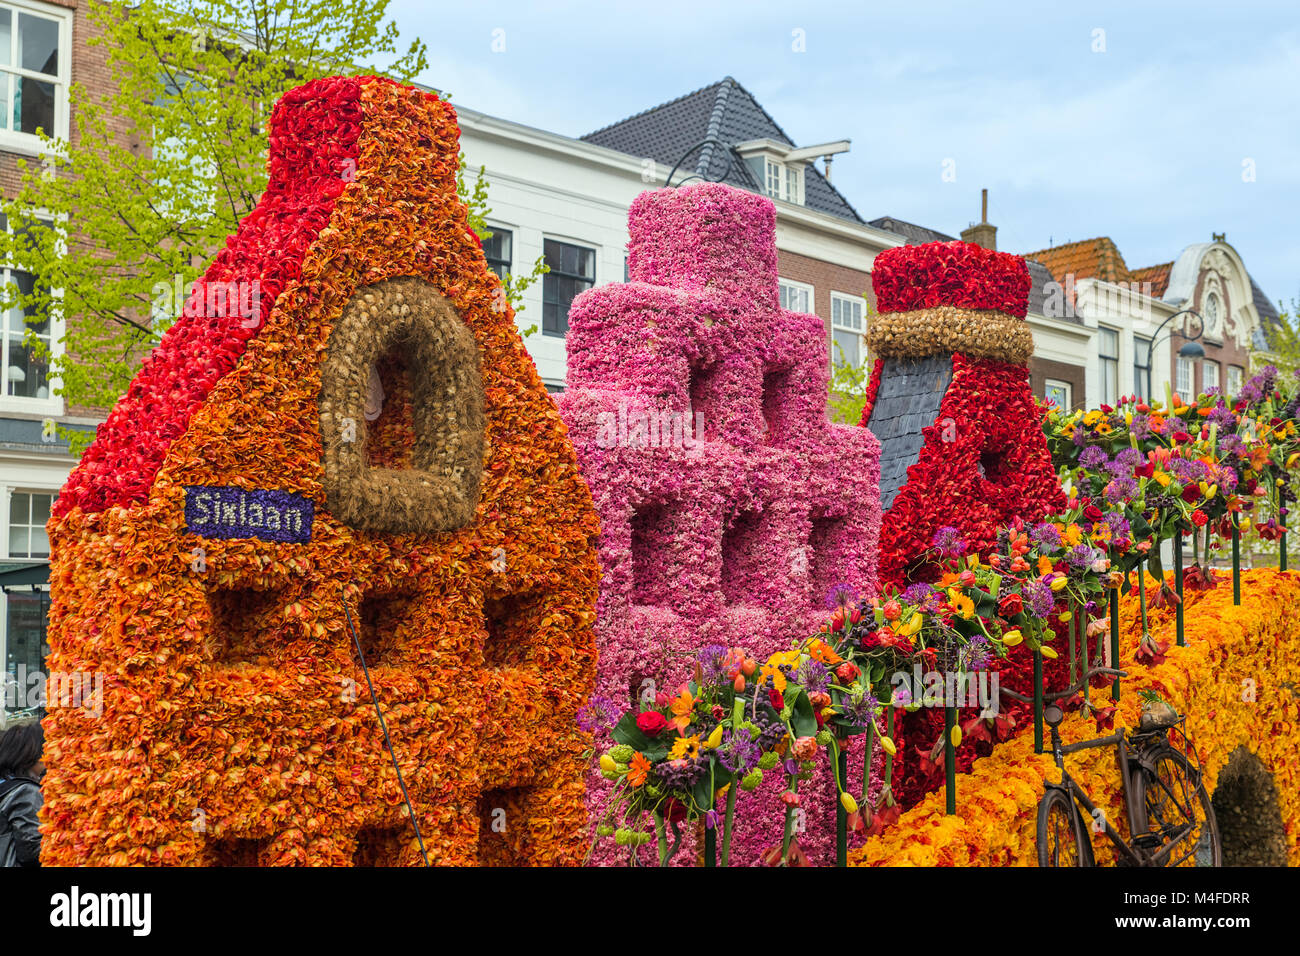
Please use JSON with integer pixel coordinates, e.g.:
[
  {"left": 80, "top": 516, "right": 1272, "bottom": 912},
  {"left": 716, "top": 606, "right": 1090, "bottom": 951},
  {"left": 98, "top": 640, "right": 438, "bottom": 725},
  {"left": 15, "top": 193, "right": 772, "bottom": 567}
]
[{"left": 1034, "top": 682, "right": 1221, "bottom": 867}]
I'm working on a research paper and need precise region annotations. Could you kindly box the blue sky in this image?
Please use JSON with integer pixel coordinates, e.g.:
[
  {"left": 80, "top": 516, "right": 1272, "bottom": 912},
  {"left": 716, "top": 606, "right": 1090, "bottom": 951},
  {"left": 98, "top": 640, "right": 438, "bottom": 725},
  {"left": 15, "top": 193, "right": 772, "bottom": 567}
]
[{"left": 389, "top": 0, "right": 1299, "bottom": 308}]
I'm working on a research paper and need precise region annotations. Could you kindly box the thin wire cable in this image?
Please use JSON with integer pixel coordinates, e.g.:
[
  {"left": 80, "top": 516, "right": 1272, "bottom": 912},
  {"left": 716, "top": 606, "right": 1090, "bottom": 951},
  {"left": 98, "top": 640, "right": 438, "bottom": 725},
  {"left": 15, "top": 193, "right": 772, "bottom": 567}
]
[{"left": 342, "top": 585, "right": 429, "bottom": 866}]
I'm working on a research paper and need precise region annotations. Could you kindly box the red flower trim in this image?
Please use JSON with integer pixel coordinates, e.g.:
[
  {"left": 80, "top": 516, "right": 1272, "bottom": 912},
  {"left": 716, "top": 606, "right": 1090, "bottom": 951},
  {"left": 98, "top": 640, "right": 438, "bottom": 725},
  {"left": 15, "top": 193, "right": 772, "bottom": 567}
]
[
  {"left": 876, "top": 353, "right": 1065, "bottom": 589},
  {"left": 57, "top": 75, "right": 369, "bottom": 517},
  {"left": 859, "top": 356, "right": 884, "bottom": 425},
  {"left": 871, "top": 240, "right": 1031, "bottom": 319}
]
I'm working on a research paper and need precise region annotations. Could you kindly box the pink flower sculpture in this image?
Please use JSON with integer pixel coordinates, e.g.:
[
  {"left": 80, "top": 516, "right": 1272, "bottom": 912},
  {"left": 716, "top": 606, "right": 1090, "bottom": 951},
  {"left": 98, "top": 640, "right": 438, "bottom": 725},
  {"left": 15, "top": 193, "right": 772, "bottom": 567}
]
[{"left": 556, "top": 182, "right": 882, "bottom": 865}]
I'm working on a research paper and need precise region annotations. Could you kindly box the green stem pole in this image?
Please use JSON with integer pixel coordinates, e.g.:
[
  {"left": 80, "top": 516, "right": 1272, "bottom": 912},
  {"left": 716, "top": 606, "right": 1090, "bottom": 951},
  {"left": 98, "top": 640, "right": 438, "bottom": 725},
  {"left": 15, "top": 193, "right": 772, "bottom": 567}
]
[
  {"left": 1067, "top": 596, "right": 1078, "bottom": 686},
  {"left": 703, "top": 823, "right": 716, "bottom": 867},
  {"left": 654, "top": 812, "right": 668, "bottom": 867},
  {"left": 1232, "top": 513, "right": 1241, "bottom": 605},
  {"left": 719, "top": 780, "right": 739, "bottom": 866},
  {"left": 944, "top": 705, "right": 957, "bottom": 815},
  {"left": 1174, "top": 529, "right": 1185, "bottom": 647},
  {"left": 860, "top": 720, "right": 875, "bottom": 805},
  {"left": 1033, "top": 650, "right": 1044, "bottom": 755},
  {"left": 1110, "top": 588, "right": 1121, "bottom": 701},
  {"left": 836, "top": 743, "right": 848, "bottom": 867}
]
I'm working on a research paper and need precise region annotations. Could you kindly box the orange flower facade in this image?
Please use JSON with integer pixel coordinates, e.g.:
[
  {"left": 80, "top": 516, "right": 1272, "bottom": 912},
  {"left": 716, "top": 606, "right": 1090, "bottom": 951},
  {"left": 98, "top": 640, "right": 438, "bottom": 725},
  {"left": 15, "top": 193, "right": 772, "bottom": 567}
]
[{"left": 40, "top": 76, "right": 600, "bottom": 866}]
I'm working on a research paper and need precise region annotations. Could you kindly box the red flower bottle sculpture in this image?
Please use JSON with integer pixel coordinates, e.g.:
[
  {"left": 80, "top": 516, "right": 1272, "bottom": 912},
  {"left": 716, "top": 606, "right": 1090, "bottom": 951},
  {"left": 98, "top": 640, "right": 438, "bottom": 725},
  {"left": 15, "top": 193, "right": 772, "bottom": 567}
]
[{"left": 861, "top": 240, "right": 1065, "bottom": 588}]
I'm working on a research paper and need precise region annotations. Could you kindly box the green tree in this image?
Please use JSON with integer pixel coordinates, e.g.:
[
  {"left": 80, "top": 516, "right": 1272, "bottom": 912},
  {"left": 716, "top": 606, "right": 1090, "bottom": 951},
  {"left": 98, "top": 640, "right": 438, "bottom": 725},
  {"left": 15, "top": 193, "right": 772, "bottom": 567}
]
[
  {"left": 0, "top": 1, "right": 543, "bottom": 453},
  {"left": 1259, "top": 298, "right": 1300, "bottom": 380},
  {"left": 827, "top": 299, "right": 875, "bottom": 424}
]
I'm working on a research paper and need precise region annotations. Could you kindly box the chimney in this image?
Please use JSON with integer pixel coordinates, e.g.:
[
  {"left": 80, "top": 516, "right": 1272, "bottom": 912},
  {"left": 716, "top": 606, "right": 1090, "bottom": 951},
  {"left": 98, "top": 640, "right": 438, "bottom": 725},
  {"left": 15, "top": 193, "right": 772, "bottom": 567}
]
[{"left": 960, "top": 188, "right": 997, "bottom": 250}]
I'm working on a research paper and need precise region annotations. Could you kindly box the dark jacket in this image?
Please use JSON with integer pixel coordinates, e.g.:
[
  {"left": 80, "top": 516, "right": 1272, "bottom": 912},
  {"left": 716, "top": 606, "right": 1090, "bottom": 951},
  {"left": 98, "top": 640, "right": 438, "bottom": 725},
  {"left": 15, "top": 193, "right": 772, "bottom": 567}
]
[{"left": 0, "top": 775, "right": 42, "bottom": 867}]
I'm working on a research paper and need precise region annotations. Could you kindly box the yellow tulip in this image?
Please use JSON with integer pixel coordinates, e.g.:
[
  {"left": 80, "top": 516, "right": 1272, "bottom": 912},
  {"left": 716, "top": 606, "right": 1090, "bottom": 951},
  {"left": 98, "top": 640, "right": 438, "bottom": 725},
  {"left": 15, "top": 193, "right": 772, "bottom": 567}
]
[
  {"left": 840, "top": 791, "right": 858, "bottom": 814},
  {"left": 1050, "top": 576, "right": 1069, "bottom": 592},
  {"left": 1058, "top": 611, "right": 1073, "bottom": 622},
  {"left": 1040, "top": 645, "right": 1058, "bottom": 659},
  {"left": 903, "top": 613, "right": 924, "bottom": 636},
  {"left": 880, "top": 735, "right": 897, "bottom": 757},
  {"left": 705, "top": 725, "right": 725, "bottom": 749},
  {"left": 599, "top": 754, "right": 618, "bottom": 774},
  {"left": 1002, "top": 630, "right": 1024, "bottom": 647},
  {"left": 950, "top": 725, "right": 962, "bottom": 747}
]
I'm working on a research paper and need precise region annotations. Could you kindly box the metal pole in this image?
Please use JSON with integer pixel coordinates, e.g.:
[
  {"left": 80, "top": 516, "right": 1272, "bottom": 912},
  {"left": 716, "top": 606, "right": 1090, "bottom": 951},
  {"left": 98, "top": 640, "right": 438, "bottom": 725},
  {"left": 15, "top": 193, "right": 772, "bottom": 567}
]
[
  {"left": 944, "top": 704, "right": 957, "bottom": 814},
  {"left": 1109, "top": 589, "right": 1121, "bottom": 701},
  {"left": 836, "top": 745, "right": 848, "bottom": 866},
  {"left": 1033, "top": 651, "right": 1044, "bottom": 755},
  {"left": 1232, "top": 512, "right": 1241, "bottom": 605},
  {"left": 1281, "top": 503, "right": 1288, "bottom": 572},
  {"left": 1174, "top": 531, "right": 1185, "bottom": 647}
]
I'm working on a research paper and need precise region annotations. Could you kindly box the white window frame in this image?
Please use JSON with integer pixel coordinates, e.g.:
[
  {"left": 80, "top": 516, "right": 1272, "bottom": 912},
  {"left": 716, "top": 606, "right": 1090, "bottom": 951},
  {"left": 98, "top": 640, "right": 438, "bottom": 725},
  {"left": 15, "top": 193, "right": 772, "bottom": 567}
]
[
  {"left": 764, "top": 158, "right": 804, "bottom": 206},
  {"left": 1227, "top": 364, "right": 1244, "bottom": 398},
  {"left": 830, "top": 291, "right": 865, "bottom": 367},
  {"left": 1202, "top": 358, "right": 1220, "bottom": 394},
  {"left": 1176, "top": 356, "right": 1195, "bottom": 402},
  {"left": 0, "top": 0, "right": 72, "bottom": 157},
  {"left": 1044, "top": 378, "right": 1072, "bottom": 410},
  {"left": 0, "top": 206, "right": 64, "bottom": 416},
  {"left": 778, "top": 277, "right": 813, "bottom": 314},
  {"left": 1098, "top": 326, "right": 1120, "bottom": 406},
  {"left": 3, "top": 485, "right": 55, "bottom": 560}
]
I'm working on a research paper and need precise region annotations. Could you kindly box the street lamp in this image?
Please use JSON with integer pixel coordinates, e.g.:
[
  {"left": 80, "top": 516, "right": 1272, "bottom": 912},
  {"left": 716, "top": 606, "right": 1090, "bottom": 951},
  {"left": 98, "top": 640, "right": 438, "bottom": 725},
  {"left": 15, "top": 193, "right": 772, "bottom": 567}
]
[{"left": 1143, "top": 308, "right": 1206, "bottom": 403}]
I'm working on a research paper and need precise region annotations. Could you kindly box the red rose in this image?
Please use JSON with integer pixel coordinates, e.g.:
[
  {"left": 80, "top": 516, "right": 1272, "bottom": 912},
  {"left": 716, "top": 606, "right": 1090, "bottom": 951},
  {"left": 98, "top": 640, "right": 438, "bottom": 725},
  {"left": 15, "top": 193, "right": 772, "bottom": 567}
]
[
  {"left": 636, "top": 711, "right": 669, "bottom": 736},
  {"left": 1135, "top": 462, "right": 1155, "bottom": 479},
  {"left": 998, "top": 593, "right": 1023, "bottom": 616},
  {"left": 1191, "top": 509, "right": 1209, "bottom": 527},
  {"left": 1181, "top": 485, "right": 1201, "bottom": 503},
  {"left": 1172, "top": 431, "right": 1191, "bottom": 442},
  {"left": 769, "top": 688, "right": 784, "bottom": 711},
  {"left": 1083, "top": 504, "right": 1103, "bottom": 521}
]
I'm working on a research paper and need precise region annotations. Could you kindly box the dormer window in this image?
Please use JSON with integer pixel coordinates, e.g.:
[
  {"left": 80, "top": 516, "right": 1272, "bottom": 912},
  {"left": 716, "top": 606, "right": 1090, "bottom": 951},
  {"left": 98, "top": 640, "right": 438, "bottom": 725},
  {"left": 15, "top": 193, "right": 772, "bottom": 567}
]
[{"left": 764, "top": 158, "right": 803, "bottom": 205}]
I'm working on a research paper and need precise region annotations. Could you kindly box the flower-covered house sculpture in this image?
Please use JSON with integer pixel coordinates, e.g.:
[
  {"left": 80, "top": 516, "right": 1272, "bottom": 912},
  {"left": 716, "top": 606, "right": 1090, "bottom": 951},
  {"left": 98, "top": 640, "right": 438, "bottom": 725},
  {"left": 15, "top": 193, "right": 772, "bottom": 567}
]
[
  {"left": 557, "top": 182, "right": 882, "bottom": 864},
  {"left": 41, "top": 77, "right": 600, "bottom": 866},
  {"left": 860, "top": 241, "right": 1065, "bottom": 588}
]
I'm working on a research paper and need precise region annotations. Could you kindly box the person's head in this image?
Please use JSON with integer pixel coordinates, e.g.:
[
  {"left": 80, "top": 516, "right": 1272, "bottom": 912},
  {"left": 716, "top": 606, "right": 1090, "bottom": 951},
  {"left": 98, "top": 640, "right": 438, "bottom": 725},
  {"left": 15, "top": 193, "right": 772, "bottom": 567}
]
[{"left": 0, "top": 717, "right": 43, "bottom": 779}]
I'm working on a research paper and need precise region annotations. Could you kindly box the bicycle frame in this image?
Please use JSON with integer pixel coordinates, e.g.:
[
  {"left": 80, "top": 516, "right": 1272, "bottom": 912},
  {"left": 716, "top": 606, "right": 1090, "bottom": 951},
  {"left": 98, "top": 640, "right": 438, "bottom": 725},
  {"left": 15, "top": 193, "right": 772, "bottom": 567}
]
[{"left": 1046, "top": 723, "right": 1196, "bottom": 867}]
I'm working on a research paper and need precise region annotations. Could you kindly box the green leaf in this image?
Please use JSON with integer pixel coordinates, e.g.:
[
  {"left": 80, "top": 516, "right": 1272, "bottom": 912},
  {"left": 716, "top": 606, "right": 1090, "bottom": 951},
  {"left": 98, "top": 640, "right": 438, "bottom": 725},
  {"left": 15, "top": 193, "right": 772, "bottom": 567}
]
[{"left": 611, "top": 713, "right": 669, "bottom": 760}]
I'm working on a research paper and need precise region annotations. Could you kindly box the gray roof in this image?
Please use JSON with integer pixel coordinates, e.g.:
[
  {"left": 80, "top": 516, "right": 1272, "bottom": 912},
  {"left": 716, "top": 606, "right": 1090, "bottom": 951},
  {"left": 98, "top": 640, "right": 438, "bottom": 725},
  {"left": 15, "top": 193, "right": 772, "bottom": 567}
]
[
  {"left": 865, "top": 355, "right": 954, "bottom": 509},
  {"left": 582, "top": 76, "right": 864, "bottom": 224},
  {"left": 865, "top": 217, "right": 955, "bottom": 245},
  {"left": 1251, "top": 275, "right": 1282, "bottom": 349}
]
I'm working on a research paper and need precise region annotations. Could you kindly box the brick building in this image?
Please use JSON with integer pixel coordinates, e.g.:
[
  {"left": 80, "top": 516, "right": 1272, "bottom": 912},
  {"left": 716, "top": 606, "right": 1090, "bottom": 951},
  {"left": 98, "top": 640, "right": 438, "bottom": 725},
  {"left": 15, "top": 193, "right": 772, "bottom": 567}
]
[{"left": 0, "top": 0, "right": 106, "bottom": 711}]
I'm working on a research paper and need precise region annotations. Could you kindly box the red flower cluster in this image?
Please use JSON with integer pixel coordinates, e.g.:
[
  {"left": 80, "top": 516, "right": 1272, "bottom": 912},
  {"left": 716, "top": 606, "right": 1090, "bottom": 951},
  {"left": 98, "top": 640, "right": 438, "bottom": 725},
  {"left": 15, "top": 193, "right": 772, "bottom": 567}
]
[
  {"left": 871, "top": 240, "right": 1032, "bottom": 318},
  {"left": 860, "top": 355, "right": 884, "bottom": 422},
  {"left": 877, "top": 354, "right": 1065, "bottom": 589},
  {"left": 56, "top": 78, "right": 366, "bottom": 518}
]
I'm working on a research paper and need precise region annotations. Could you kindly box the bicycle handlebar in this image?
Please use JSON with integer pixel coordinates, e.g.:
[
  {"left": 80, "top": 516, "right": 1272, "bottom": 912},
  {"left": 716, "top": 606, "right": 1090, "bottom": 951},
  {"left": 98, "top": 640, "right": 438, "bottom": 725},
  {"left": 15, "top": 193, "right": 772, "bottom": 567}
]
[
  {"left": 997, "top": 667, "right": 1129, "bottom": 705},
  {"left": 1058, "top": 729, "right": 1125, "bottom": 754}
]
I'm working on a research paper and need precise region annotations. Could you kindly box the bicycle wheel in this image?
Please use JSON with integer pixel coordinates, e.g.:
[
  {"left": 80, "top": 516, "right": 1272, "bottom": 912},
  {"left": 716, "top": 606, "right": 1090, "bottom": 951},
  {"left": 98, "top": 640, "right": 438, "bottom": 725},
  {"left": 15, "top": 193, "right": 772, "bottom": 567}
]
[
  {"left": 1037, "top": 787, "right": 1090, "bottom": 867},
  {"left": 1133, "top": 745, "right": 1221, "bottom": 867}
]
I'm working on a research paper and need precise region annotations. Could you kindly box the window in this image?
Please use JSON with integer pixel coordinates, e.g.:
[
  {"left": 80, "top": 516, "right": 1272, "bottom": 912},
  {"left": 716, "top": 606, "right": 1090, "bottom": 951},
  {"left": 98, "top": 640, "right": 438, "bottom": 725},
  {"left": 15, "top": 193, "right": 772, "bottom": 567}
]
[
  {"left": 0, "top": 1, "right": 68, "bottom": 149},
  {"left": 778, "top": 278, "right": 812, "bottom": 314},
  {"left": 764, "top": 159, "right": 803, "bottom": 205},
  {"left": 1098, "top": 327, "right": 1119, "bottom": 406},
  {"left": 1227, "top": 364, "right": 1244, "bottom": 397},
  {"left": 1176, "top": 356, "right": 1194, "bottom": 402},
  {"left": 1203, "top": 292, "right": 1222, "bottom": 341},
  {"left": 7, "top": 489, "right": 54, "bottom": 558},
  {"left": 830, "top": 292, "right": 865, "bottom": 366},
  {"left": 482, "top": 228, "right": 512, "bottom": 280},
  {"left": 1203, "top": 358, "right": 1220, "bottom": 394},
  {"left": 1, "top": 210, "right": 55, "bottom": 401},
  {"left": 541, "top": 239, "right": 594, "bottom": 337},
  {"left": 1133, "top": 335, "right": 1152, "bottom": 400},
  {"left": 1044, "top": 379, "right": 1071, "bottom": 410}
]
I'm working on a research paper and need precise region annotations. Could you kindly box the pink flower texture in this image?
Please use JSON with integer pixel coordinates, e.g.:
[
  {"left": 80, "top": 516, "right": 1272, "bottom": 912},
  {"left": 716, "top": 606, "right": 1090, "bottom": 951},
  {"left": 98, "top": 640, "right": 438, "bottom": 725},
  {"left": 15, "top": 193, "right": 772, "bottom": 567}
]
[{"left": 557, "top": 182, "right": 883, "bottom": 865}]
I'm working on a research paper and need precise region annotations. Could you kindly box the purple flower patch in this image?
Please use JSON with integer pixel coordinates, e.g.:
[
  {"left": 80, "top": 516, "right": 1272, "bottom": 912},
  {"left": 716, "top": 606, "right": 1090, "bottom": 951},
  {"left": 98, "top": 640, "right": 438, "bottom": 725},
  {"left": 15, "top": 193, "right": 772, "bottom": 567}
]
[{"left": 185, "top": 486, "right": 314, "bottom": 543}]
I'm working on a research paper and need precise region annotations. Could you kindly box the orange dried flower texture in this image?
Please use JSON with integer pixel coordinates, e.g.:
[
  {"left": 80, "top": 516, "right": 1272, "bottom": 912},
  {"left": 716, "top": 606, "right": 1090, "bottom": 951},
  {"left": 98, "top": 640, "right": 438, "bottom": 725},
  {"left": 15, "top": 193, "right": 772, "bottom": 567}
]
[{"left": 41, "top": 77, "right": 600, "bottom": 866}]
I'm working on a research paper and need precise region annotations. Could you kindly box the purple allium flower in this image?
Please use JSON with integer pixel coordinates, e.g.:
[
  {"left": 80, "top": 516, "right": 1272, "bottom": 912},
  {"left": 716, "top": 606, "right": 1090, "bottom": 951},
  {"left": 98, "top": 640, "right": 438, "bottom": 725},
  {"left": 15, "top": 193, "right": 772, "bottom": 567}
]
[
  {"left": 1114, "top": 447, "right": 1142, "bottom": 468},
  {"left": 1130, "top": 414, "right": 1152, "bottom": 440},
  {"left": 1030, "top": 521, "right": 1062, "bottom": 551},
  {"left": 717, "top": 728, "right": 761, "bottom": 774},
  {"left": 795, "top": 658, "right": 830, "bottom": 696},
  {"left": 1104, "top": 476, "right": 1138, "bottom": 503},
  {"left": 1208, "top": 403, "right": 1237, "bottom": 430},
  {"left": 577, "top": 695, "right": 620, "bottom": 733},
  {"left": 1170, "top": 457, "right": 1208, "bottom": 482},
  {"left": 966, "top": 633, "right": 992, "bottom": 671},
  {"left": 835, "top": 685, "right": 879, "bottom": 726},
  {"left": 1079, "top": 445, "right": 1108, "bottom": 469},
  {"left": 1067, "top": 543, "right": 1098, "bottom": 569},
  {"left": 1218, "top": 433, "right": 1245, "bottom": 457},
  {"left": 697, "top": 644, "right": 728, "bottom": 683},
  {"left": 1023, "top": 579, "right": 1054, "bottom": 618},
  {"left": 1104, "top": 511, "right": 1131, "bottom": 536},
  {"left": 824, "top": 582, "right": 858, "bottom": 610},
  {"left": 932, "top": 525, "right": 967, "bottom": 557}
]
